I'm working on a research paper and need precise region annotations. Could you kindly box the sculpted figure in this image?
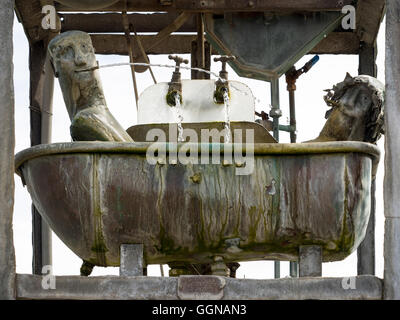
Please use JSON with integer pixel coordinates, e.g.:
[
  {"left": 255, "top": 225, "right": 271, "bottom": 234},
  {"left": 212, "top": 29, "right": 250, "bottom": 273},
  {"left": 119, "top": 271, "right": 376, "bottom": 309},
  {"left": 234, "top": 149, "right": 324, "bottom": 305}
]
[
  {"left": 310, "top": 73, "right": 385, "bottom": 144},
  {"left": 48, "top": 31, "right": 133, "bottom": 142}
]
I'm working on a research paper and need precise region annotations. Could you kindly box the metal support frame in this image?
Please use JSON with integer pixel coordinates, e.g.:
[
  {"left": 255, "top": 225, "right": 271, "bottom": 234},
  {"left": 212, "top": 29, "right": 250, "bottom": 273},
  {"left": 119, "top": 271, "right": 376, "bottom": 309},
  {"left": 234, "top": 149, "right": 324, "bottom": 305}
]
[
  {"left": 29, "top": 40, "right": 54, "bottom": 275},
  {"left": 384, "top": 0, "right": 400, "bottom": 300},
  {"left": 3, "top": 0, "right": 388, "bottom": 300},
  {"left": 299, "top": 246, "right": 322, "bottom": 277}
]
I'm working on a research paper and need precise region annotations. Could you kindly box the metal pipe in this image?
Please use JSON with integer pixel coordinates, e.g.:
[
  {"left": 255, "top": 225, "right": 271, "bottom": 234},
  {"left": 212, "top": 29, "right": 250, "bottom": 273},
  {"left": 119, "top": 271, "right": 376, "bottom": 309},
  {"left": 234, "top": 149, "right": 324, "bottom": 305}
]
[
  {"left": 290, "top": 261, "right": 298, "bottom": 278},
  {"left": 288, "top": 90, "right": 297, "bottom": 143},
  {"left": 41, "top": 55, "right": 54, "bottom": 144},
  {"left": 286, "top": 68, "right": 298, "bottom": 277},
  {"left": 270, "top": 78, "right": 281, "bottom": 278},
  {"left": 299, "top": 246, "right": 322, "bottom": 277},
  {"left": 41, "top": 57, "right": 54, "bottom": 268},
  {"left": 288, "top": 91, "right": 298, "bottom": 276},
  {"left": 274, "top": 261, "right": 280, "bottom": 279},
  {"left": 270, "top": 78, "right": 281, "bottom": 141}
]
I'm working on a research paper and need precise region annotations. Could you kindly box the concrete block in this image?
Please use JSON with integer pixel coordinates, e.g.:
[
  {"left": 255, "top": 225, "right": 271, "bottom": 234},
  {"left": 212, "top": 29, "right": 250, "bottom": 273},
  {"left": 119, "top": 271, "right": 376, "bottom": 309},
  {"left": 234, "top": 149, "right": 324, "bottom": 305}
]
[
  {"left": 120, "top": 244, "right": 143, "bottom": 277},
  {"left": 384, "top": 217, "right": 400, "bottom": 299},
  {"left": 0, "top": 0, "right": 16, "bottom": 300},
  {"left": 299, "top": 245, "right": 322, "bottom": 277}
]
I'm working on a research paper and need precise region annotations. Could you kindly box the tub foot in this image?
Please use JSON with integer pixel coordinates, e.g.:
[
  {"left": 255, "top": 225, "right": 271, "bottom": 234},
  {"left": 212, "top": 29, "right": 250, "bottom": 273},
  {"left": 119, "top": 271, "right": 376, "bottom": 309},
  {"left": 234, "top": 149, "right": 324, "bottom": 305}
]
[
  {"left": 119, "top": 244, "right": 144, "bottom": 276},
  {"left": 211, "top": 256, "right": 230, "bottom": 277},
  {"left": 227, "top": 262, "right": 240, "bottom": 278},
  {"left": 168, "top": 262, "right": 195, "bottom": 277},
  {"left": 299, "top": 245, "right": 322, "bottom": 277},
  {"left": 80, "top": 260, "right": 95, "bottom": 277},
  {"left": 168, "top": 261, "right": 238, "bottom": 277}
]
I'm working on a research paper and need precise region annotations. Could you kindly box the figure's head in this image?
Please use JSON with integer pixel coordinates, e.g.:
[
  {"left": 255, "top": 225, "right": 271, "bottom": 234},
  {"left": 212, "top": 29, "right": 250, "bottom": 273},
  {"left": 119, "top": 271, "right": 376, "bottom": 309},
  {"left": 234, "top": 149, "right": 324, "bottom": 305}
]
[
  {"left": 48, "top": 31, "right": 97, "bottom": 83},
  {"left": 322, "top": 73, "right": 385, "bottom": 143}
]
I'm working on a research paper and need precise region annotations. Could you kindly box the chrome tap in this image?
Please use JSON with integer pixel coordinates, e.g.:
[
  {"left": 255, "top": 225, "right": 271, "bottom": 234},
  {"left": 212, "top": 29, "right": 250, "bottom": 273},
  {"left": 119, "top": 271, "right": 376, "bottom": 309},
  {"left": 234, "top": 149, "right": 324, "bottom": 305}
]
[
  {"left": 167, "top": 55, "right": 189, "bottom": 106},
  {"left": 213, "top": 55, "right": 236, "bottom": 104}
]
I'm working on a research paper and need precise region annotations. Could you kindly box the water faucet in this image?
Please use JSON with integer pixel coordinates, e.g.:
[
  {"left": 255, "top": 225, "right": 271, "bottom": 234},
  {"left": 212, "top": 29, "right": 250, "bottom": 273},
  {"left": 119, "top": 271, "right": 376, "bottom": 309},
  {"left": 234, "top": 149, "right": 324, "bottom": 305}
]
[
  {"left": 213, "top": 55, "right": 236, "bottom": 104},
  {"left": 167, "top": 55, "right": 189, "bottom": 106}
]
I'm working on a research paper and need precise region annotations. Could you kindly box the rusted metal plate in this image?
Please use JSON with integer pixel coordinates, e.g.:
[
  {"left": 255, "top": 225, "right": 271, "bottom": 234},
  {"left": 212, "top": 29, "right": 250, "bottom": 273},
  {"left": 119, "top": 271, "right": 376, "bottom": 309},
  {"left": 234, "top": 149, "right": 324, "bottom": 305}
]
[{"left": 15, "top": 142, "right": 379, "bottom": 266}]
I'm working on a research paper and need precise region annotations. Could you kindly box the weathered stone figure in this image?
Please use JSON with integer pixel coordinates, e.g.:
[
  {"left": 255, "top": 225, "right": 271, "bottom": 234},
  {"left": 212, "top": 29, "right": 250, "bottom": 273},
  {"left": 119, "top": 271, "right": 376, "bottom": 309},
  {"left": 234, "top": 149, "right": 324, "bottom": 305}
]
[
  {"left": 310, "top": 73, "right": 385, "bottom": 143},
  {"left": 48, "top": 31, "right": 133, "bottom": 142}
]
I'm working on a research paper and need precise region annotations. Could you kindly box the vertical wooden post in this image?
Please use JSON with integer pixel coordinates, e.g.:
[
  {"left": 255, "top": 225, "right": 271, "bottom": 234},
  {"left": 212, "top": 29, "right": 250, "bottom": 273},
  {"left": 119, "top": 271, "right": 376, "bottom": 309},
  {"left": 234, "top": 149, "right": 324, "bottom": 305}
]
[
  {"left": 357, "top": 42, "right": 377, "bottom": 276},
  {"left": 196, "top": 13, "right": 205, "bottom": 78},
  {"left": 384, "top": 0, "right": 400, "bottom": 300},
  {"left": 29, "top": 40, "right": 53, "bottom": 275},
  {"left": 0, "top": 0, "right": 16, "bottom": 299},
  {"left": 191, "top": 13, "right": 211, "bottom": 80}
]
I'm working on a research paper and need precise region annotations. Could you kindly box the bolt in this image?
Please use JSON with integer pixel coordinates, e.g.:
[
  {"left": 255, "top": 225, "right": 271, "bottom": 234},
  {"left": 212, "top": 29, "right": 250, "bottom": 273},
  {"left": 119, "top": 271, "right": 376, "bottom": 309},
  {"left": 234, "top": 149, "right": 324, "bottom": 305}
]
[{"left": 190, "top": 173, "right": 202, "bottom": 184}]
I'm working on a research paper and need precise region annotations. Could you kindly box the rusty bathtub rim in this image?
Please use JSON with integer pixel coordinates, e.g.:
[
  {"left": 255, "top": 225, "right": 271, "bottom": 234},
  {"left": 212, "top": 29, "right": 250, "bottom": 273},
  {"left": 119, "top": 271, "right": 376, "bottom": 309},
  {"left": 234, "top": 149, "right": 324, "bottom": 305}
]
[{"left": 14, "top": 141, "right": 380, "bottom": 176}]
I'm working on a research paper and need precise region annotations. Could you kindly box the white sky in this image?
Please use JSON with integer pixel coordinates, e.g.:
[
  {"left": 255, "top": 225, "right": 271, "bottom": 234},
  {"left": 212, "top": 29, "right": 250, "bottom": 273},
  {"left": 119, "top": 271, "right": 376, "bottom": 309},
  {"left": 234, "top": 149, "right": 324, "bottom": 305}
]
[{"left": 12, "top": 15, "right": 386, "bottom": 279}]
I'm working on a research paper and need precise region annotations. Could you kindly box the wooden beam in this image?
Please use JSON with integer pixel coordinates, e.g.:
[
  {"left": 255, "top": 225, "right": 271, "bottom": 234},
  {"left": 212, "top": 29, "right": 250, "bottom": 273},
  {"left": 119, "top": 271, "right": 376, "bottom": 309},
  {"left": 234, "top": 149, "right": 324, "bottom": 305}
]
[
  {"left": 15, "top": 0, "right": 61, "bottom": 44},
  {"left": 139, "top": 12, "right": 192, "bottom": 55},
  {"left": 91, "top": 34, "right": 197, "bottom": 55},
  {"left": 61, "top": 12, "right": 197, "bottom": 33},
  {"left": 191, "top": 41, "right": 211, "bottom": 79},
  {"left": 56, "top": 0, "right": 353, "bottom": 12},
  {"left": 356, "top": 0, "right": 386, "bottom": 45},
  {"left": 91, "top": 32, "right": 359, "bottom": 56},
  {"left": 309, "top": 32, "right": 360, "bottom": 55}
]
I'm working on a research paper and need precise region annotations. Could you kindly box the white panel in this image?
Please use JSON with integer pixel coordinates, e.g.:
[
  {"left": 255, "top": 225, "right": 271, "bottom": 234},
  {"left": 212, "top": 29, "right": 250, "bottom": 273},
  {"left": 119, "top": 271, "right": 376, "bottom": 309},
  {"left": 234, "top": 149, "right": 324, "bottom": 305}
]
[{"left": 137, "top": 80, "right": 255, "bottom": 124}]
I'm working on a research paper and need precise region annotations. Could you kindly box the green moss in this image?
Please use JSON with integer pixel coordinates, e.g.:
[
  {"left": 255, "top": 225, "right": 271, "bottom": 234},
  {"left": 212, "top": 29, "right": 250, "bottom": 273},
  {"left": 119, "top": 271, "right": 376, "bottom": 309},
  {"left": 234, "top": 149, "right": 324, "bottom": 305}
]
[
  {"left": 155, "top": 225, "right": 186, "bottom": 255},
  {"left": 166, "top": 90, "right": 182, "bottom": 106},
  {"left": 214, "top": 85, "right": 230, "bottom": 104},
  {"left": 336, "top": 166, "right": 355, "bottom": 252},
  {"left": 190, "top": 173, "right": 202, "bottom": 184},
  {"left": 91, "top": 232, "right": 108, "bottom": 253}
]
